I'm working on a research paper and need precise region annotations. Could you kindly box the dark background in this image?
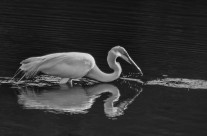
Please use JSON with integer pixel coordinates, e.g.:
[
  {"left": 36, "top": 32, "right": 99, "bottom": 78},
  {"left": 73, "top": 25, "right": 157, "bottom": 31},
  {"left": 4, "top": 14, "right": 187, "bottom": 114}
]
[
  {"left": 1, "top": 1, "right": 207, "bottom": 136},
  {"left": 0, "top": 0, "right": 207, "bottom": 79}
]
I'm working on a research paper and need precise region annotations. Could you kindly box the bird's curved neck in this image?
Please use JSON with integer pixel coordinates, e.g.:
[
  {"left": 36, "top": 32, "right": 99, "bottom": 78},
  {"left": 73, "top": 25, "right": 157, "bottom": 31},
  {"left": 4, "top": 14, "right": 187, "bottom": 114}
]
[{"left": 86, "top": 52, "right": 122, "bottom": 82}]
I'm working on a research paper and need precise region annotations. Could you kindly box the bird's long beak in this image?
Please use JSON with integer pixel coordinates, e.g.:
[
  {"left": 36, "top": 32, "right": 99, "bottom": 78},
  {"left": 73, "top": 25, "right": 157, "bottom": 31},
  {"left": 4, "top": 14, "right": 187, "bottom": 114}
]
[{"left": 121, "top": 53, "right": 143, "bottom": 76}]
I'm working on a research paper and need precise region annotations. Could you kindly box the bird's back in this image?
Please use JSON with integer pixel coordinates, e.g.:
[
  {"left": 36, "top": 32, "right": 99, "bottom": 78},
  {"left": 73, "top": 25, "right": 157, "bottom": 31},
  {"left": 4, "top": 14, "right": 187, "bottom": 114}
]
[{"left": 19, "top": 52, "right": 95, "bottom": 78}]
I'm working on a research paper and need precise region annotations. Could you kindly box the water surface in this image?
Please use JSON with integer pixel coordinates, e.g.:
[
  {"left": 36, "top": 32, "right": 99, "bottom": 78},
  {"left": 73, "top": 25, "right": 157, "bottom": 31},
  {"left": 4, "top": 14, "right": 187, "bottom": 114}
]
[
  {"left": 1, "top": 0, "right": 207, "bottom": 135},
  {"left": 0, "top": 76, "right": 207, "bottom": 136}
]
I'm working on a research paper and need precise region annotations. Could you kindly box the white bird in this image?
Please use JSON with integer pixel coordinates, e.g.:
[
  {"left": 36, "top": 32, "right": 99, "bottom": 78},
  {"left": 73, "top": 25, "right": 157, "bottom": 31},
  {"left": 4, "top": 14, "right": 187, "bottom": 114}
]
[{"left": 12, "top": 46, "right": 143, "bottom": 84}]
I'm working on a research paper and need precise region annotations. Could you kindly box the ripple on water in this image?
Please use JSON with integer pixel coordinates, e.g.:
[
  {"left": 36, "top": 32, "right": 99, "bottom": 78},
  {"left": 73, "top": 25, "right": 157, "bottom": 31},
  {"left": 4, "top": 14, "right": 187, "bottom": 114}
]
[
  {"left": 0, "top": 75, "right": 99, "bottom": 87},
  {"left": 146, "top": 78, "right": 207, "bottom": 89},
  {"left": 0, "top": 75, "right": 143, "bottom": 119},
  {"left": 0, "top": 75, "right": 207, "bottom": 89}
]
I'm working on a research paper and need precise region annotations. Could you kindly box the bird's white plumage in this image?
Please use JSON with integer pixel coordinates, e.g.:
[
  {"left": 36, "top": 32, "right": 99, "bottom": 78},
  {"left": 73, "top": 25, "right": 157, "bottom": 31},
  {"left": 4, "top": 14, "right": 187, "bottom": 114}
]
[
  {"left": 20, "top": 52, "right": 95, "bottom": 79},
  {"left": 16, "top": 46, "right": 143, "bottom": 83}
]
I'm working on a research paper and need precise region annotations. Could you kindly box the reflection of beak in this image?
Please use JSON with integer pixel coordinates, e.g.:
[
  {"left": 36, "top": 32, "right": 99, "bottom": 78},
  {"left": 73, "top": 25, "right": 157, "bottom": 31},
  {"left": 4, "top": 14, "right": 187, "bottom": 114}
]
[{"left": 121, "top": 53, "right": 143, "bottom": 76}]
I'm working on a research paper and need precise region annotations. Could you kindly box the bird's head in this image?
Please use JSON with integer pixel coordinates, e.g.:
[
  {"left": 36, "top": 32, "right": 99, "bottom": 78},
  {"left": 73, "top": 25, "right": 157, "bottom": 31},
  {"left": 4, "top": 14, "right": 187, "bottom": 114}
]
[{"left": 110, "top": 46, "right": 143, "bottom": 76}]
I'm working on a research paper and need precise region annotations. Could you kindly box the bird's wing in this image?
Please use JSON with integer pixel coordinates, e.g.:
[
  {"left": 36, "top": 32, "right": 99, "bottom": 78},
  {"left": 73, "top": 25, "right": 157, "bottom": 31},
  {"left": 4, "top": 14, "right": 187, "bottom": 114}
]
[
  {"left": 20, "top": 53, "right": 65, "bottom": 65},
  {"left": 20, "top": 53, "right": 95, "bottom": 78},
  {"left": 40, "top": 53, "right": 94, "bottom": 69},
  {"left": 20, "top": 53, "right": 67, "bottom": 78}
]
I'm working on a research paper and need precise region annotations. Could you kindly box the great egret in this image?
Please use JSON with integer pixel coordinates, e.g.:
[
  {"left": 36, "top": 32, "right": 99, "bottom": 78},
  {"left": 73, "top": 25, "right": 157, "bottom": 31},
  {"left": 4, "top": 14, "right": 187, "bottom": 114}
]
[{"left": 13, "top": 46, "right": 143, "bottom": 84}]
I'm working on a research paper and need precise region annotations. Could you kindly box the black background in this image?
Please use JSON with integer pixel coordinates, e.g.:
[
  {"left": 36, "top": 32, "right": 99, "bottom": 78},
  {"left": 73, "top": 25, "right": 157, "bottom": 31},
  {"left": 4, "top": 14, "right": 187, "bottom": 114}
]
[
  {"left": 1, "top": 1, "right": 207, "bottom": 136},
  {"left": 0, "top": 0, "right": 207, "bottom": 79}
]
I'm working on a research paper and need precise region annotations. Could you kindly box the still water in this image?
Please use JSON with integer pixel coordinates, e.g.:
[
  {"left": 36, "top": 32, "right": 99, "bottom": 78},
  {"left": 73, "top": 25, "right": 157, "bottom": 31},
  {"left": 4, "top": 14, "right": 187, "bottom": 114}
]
[
  {"left": 1, "top": 0, "right": 207, "bottom": 136},
  {"left": 0, "top": 76, "right": 207, "bottom": 136}
]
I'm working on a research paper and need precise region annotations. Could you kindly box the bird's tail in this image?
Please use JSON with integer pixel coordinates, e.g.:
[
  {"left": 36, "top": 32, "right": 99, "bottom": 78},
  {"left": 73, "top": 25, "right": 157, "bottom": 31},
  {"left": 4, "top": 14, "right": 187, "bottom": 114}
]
[
  {"left": 20, "top": 57, "right": 43, "bottom": 78},
  {"left": 10, "top": 68, "right": 22, "bottom": 82},
  {"left": 20, "top": 57, "right": 41, "bottom": 64},
  {"left": 11, "top": 57, "right": 43, "bottom": 82}
]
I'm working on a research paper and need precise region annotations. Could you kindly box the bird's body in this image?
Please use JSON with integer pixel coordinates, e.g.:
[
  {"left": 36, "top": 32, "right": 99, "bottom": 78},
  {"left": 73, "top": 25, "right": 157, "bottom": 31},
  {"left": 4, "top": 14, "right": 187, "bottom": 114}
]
[
  {"left": 21, "top": 52, "right": 95, "bottom": 78},
  {"left": 41, "top": 54, "right": 93, "bottom": 78},
  {"left": 14, "top": 46, "right": 143, "bottom": 84}
]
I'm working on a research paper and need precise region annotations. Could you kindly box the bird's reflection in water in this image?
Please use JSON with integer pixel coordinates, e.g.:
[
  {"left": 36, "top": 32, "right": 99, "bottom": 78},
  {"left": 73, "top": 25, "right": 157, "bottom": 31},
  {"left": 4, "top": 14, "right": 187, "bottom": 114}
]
[{"left": 17, "top": 83, "right": 142, "bottom": 118}]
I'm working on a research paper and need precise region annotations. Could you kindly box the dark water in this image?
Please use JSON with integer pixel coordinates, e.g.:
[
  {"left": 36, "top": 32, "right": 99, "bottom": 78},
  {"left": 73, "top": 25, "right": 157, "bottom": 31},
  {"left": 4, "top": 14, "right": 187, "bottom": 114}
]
[{"left": 0, "top": 0, "right": 207, "bottom": 136}]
